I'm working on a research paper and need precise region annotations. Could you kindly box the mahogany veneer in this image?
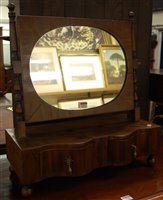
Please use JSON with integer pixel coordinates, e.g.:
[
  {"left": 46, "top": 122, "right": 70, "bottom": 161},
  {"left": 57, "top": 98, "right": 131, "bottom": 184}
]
[{"left": 6, "top": 120, "right": 160, "bottom": 186}]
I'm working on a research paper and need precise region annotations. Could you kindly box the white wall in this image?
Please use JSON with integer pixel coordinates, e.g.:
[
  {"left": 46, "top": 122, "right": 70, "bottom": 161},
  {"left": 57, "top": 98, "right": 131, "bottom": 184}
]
[
  {"left": 152, "top": 10, "right": 163, "bottom": 69},
  {"left": 0, "top": 0, "right": 10, "bottom": 66}
]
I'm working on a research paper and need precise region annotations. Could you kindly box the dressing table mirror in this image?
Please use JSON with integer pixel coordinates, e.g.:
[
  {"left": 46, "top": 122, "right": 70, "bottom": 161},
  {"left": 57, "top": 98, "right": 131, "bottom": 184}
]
[
  {"left": 5, "top": 4, "right": 160, "bottom": 197},
  {"left": 30, "top": 25, "right": 126, "bottom": 111}
]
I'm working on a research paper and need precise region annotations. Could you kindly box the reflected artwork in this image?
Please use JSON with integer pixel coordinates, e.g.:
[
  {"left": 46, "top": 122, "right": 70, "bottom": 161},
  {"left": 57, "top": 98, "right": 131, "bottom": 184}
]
[{"left": 30, "top": 26, "right": 126, "bottom": 110}]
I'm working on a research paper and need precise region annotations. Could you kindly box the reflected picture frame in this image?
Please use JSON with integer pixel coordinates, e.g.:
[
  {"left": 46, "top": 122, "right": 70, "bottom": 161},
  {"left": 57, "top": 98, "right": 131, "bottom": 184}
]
[
  {"left": 99, "top": 44, "right": 126, "bottom": 85},
  {"left": 58, "top": 97, "right": 103, "bottom": 110},
  {"left": 30, "top": 47, "right": 64, "bottom": 94},
  {"left": 60, "top": 55, "right": 106, "bottom": 91}
]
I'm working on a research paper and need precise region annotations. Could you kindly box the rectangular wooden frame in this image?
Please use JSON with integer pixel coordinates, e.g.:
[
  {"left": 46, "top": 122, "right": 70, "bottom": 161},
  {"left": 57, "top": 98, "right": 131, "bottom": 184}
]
[
  {"left": 30, "top": 47, "right": 64, "bottom": 94},
  {"left": 60, "top": 55, "right": 106, "bottom": 91},
  {"left": 99, "top": 44, "right": 126, "bottom": 85}
]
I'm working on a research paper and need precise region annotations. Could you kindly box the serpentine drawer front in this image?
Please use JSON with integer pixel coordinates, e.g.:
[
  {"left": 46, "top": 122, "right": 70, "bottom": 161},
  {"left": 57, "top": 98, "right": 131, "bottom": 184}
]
[
  {"left": 40, "top": 144, "right": 95, "bottom": 177},
  {"left": 6, "top": 121, "right": 160, "bottom": 186}
]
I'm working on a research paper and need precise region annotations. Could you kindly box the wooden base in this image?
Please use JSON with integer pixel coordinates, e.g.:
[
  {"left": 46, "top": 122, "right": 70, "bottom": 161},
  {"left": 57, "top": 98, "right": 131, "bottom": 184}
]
[{"left": 5, "top": 121, "right": 161, "bottom": 188}]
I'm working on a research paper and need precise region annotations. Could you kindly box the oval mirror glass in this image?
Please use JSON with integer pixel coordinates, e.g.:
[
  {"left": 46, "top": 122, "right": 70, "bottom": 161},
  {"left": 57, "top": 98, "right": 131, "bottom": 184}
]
[{"left": 30, "top": 26, "right": 126, "bottom": 110}]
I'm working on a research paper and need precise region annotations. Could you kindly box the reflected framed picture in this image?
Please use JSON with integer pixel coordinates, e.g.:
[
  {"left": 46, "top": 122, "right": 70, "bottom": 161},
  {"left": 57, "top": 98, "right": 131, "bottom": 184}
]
[
  {"left": 30, "top": 47, "right": 64, "bottom": 94},
  {"left": 60, "top": 55, "right": 106, "bottom": 91},
  {"left": 58, "top": 98, "right": 103, "bottom": 110},
  {"left": 99, "top": 45, "right": 126, "bottom": 85}
]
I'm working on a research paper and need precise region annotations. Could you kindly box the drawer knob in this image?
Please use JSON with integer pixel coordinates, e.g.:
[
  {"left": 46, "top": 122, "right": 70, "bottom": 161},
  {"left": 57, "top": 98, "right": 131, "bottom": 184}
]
[
  {"left": 65, "top": 156, "right": 73, "bottom": 175},
  {"left": 131, "top": 144, "right": 137, "bottom": 158}
]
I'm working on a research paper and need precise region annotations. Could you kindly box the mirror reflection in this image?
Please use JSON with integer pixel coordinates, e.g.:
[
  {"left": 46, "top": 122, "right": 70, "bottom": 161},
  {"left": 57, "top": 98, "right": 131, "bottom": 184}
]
[{"left": 30, "top": 26, "right": 126, "bottom": 110}]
